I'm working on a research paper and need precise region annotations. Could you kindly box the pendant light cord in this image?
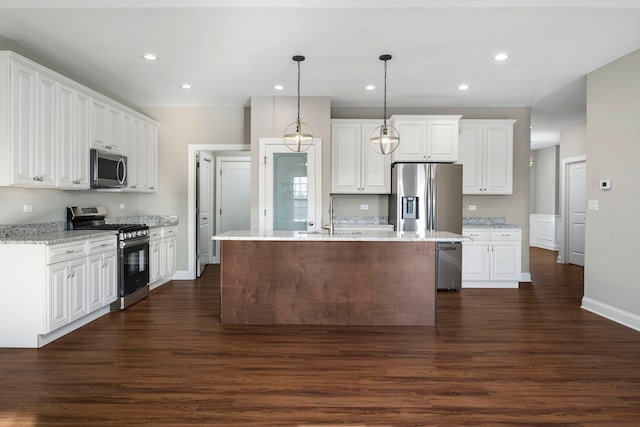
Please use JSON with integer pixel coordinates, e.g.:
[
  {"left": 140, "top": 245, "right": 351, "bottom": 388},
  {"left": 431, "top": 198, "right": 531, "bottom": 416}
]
[
  {"left": 297, "top": 59, "right": 301, "bottom": 123},
  {"left": 383, "top": 59, "right": 388, "bottom": 126}
]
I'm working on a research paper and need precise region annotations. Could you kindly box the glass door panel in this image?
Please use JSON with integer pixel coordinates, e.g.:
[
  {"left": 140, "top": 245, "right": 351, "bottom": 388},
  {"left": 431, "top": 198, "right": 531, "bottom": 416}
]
[{"left": 273, "top": 153, "right": 308, "bottom": 231}]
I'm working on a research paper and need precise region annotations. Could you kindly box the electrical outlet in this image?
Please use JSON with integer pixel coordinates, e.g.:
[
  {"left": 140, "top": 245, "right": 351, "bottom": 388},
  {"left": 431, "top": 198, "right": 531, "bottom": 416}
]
[
  {"left": 23, "top": 204, "right": 32, "bottom": 213},
  {"left": 360, "top": 204, "right": 369, "bottom": 210},
  {"left": 468, "top": 205, "right": 477, "bottom": 211}
]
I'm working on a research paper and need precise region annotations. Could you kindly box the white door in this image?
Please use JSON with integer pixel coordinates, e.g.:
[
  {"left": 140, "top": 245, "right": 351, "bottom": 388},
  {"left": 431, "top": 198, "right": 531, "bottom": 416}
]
[
  {"left": 196, "top": 152, "right": 213, "bottom": 277},
  {"left": 214, "top": 157, "right": 251, "bottom": 263},
  {"left": 259, "top": 138, "right": 322, "bottom": 234},
  {"left": 568, "top": 161, "right": 586, "bottom": 266}
]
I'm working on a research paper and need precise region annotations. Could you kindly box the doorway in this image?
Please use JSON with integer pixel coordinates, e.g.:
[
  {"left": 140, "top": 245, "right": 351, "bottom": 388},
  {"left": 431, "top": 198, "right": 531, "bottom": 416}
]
[
  {"left": 560, "top": 156, "right": 586, "bottom": 266},
  {"left": 196, "top": 152, "right": 213, "bottom": 277}
]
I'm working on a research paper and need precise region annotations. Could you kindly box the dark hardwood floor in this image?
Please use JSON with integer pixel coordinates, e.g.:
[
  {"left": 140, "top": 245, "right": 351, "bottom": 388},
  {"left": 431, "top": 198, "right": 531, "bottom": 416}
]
[{"left": 1, "top": 247, "right": 640, "bottom": 426}]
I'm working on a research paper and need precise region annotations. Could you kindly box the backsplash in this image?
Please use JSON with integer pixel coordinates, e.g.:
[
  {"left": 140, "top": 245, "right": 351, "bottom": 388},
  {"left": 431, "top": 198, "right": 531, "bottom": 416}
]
[
  {"left": 107, "top": 215, "right": 179, "bottom": 226},
  {"left": 463, "top": 217, "right": 507, "bottom": 226},
  {"left": 333, "top": 216, "right": 389, "bottom": 227}
]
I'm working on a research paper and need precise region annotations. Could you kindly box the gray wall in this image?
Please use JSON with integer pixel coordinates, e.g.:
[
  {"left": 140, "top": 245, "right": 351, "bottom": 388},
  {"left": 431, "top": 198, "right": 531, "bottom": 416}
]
[
  {"left": 584, "top": 48, "right": 640, "bottom": 319},
  {"left": 531, "top": 146, "right": 559, "bottom": 215},
  {"left": 333, "top": 106, "right": 531, "bottom": 274},
  {"left": 559, "top": 123, "right": 586, "bottom": 160}
]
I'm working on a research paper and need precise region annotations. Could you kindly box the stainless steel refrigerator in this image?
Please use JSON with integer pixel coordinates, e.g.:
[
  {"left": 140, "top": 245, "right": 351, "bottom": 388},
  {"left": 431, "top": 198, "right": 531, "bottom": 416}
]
[{"left": 389, "top": 162, "right": 463, "bottom": 290}]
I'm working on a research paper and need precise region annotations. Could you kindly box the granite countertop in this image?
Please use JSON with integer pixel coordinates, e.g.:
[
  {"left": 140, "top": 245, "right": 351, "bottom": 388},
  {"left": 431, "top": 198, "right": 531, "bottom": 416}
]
[
  {"left": 0, "top": 230, "right": 117, "bottom": 245},
  {"left": 213, "top": 230, "right": 469, "bottom": 243},
  {"left": 462, "top": 217, "right": 521, "bottom": 229}
]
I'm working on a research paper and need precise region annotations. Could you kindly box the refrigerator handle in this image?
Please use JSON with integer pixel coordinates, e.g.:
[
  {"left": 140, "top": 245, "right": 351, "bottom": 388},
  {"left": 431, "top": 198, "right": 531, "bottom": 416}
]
[{"left": 430, "top": 166, "right": 436, "bottom": 231}]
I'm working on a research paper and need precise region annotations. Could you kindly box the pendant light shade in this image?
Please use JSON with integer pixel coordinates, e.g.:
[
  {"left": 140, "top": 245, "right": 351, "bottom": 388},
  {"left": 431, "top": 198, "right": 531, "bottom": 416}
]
[
  {"left": 284, "top": 55, "right": 313, "bottom": 152},
  {"left": 370, "top": 54, "right": 400, "bottom": 155}
]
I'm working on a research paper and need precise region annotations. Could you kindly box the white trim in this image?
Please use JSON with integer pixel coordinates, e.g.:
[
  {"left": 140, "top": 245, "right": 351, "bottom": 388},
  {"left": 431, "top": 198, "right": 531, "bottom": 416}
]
[
  {"left": 521, "top": 272, "right": 531, "bottom": 282},
  {"left": 187, "top": 144, "right": 250, "bottom": 280},
  {"left": 529, "top": 214, "right": 559, "bottom": 250},
  {"left": 38, "top": 306, "right": 110, "bottom": 348},
  {"left": 581, "top": 297, "right": 640, "bottom": 333},
  {"left": 559, "top": 155, "right": 586, "bottom": 265},
  {"left": 172, "top": 270, "right": 190, "bottom": 280},
  {"left": 462, "top": 281, "right": 519, "bottom": 289}
]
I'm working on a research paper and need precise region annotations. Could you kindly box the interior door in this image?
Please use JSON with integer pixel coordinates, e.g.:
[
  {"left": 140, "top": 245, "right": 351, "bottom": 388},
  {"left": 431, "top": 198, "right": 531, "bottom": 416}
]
[
  {"left": 568, "top": 161, "right": 586, "bottom": 266},
  {"left": 214, "top": 157, "right": 251, "bottom": 263},
  {"left": 259, "top": 138, "right": 322, "bottom": 234},
  {"left": 196, "top": 152, "right": 213, "bottom": 277}
]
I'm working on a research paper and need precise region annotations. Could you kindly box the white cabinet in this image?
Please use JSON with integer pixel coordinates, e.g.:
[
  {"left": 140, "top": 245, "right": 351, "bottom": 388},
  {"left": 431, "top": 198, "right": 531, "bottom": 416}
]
[
  {"left": 149, "top": 225, "right": 178, "bottom": 288},
  {"left": 0, "top": 234, "right": 117, "bottom": 347},
  {"left": 462, "top": 228, "right": 521, "bottom": 288},
  {"left": 458, "top": 119, "right": 516, "bottom": 195},
  {"left": 389, "top": 115, "right": 461, "bottom": 163},
  {"left": 124, "top": 114, "right": 143, "bottom": 191},
  {"left": 1, "top": 51, "right": 158, "bottom": 191},
  {"left": 331, "top": 119, "right": 390, "bottom": 194}
]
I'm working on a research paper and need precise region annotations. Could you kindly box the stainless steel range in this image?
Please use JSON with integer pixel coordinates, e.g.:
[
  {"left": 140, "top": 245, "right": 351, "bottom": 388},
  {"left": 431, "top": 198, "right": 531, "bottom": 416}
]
[{"left": 66, "top": 206, "right": 150, "bottom": 310}]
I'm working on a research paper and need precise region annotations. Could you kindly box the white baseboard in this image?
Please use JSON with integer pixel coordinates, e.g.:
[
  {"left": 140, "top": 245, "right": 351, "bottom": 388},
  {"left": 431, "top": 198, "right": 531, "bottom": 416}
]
[
  {"left": 521, "top": 272, "right": 531, "bottom": 282},
  {"left": 581, "top": 297, "right": 640, "bottom": 333},
  {"left": 172, "top": 270, "right": 191, "bottom": 280},
  {"left": 38, "top": 306, "right": 110, "bottom": 348},
  {"left": 462, "top": 281, "right": 519, "bottom": 289}
]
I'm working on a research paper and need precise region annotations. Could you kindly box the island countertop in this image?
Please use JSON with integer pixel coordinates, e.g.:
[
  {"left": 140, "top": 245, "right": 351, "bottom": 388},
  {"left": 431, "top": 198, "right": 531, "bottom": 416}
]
[{"left": 213, "top": 229, "right": 468, "bottom": 242}]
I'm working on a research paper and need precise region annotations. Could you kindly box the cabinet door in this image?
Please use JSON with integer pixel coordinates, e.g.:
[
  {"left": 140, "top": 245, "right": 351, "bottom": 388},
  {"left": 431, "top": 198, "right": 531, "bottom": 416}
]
[
  {"left": 74, "top": 90, "right": 91, "bottom": 188},
  {"left": 68, "top": 258, "right": 87, "bottom": 321},
  {"left": 490, "top": 241, "right": 520, "bottom": 281},
  {"left": 150, "top": 239, "right": 162, "bottom": 283},
  {"left": 483, "top": 125, "right": 513, "bottom": 194},
  {"left": 361, "top": 122, "right": 390, "bottom": 193},
  {"left": 34, "top": 72, "right": 57, "bottom": 186},
  {"left": 107, "top": 105, "right": 122, "bottom": 153},
  {"left": 390, "top": 119, "right": 427, "bottom": 162},
  {"left": 163, "top": 237, "right": 177, "bottom": 278},
  {"left": 461, "top": 242, "right": 490, "bottom": 281},
  {"left": 124, "top": 115, "right": 142, "bottom": 191},
  {"left": 47, "top": 262, "right": 69, "bottom": 332},
  {"left": 426, "top": 119, "right": 458, "bottom": 162},
  {"left": 10, "top": 61, "right": 37, "bottom": 185},
  {"left": 87, "top": 253, "right": 105, "bottom": 312},
  {"left": 331, "top": 122, "right": 361, "bottom": 193},
  {"left": 142, "top": 123, "right": 158, "bottom": 192},
  {"left": 102, "top": 251, "right": 118, "bottom": 304},
  {"left": 459, "top": 125, "right": 484, "bottom": 194},
  {"left": 56, "top": 82, "right": 75, "bottom": 188},
  {"left": 91, "top": 97, "right": 108, "bottom": 150}
]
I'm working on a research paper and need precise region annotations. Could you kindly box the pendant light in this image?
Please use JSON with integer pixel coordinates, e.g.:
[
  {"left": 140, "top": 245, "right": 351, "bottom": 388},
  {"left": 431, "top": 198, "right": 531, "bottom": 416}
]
[
  {"left": 370, "top": 54, "right": 400, "bottom": 155},
  {"left": 284, "top": 55, "right": 313, "bottom": 152}
]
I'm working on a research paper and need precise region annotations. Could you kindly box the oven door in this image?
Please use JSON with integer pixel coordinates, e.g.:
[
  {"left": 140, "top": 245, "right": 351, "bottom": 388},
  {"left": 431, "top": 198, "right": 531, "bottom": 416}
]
[{"left": 120, "top": 236, "right": 150, "bottom": 296}]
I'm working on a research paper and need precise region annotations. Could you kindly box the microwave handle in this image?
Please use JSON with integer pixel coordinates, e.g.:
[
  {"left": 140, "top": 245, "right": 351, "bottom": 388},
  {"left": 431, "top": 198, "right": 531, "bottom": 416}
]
[{"left": 117, "top": 158, "right": 127, "bottom": 185}]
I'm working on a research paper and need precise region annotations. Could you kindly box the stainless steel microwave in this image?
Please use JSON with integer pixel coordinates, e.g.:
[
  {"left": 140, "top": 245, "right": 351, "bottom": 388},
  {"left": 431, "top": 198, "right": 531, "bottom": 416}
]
[{"left": 90, "top": 149, "right": 127, "bottom": 189}]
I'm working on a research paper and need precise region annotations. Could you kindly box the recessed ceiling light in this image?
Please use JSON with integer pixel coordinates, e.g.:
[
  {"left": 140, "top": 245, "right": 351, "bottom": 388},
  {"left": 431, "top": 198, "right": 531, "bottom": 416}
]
[
  {"left": 273, "top": 84, "right": 284, "bottom": 90},
  {"left": 142, "top": 53, "right": 158, "bottom": 61},
  {"left": 180, "top": 84, "right": 193, "bottom": 90},
  {"left": 494, "top": 53, "right": 509, "bottom": 61},
  {"left": 365, "top": 84, "right": 376, "bottom": 91},
  {"left": 458, "top": 84, "right": 470, "bottom": 91}
]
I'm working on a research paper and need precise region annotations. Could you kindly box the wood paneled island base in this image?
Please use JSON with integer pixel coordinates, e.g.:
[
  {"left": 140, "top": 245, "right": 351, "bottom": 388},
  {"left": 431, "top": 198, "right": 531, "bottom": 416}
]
[{"left": 220, "top": 240, "right": 436, "bottom": 326}]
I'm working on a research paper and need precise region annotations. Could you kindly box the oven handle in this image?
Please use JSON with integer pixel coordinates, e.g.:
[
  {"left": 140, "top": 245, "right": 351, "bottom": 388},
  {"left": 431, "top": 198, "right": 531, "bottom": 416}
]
[{"left": 120, "top": 236, "right": 150, "bottom": 249}]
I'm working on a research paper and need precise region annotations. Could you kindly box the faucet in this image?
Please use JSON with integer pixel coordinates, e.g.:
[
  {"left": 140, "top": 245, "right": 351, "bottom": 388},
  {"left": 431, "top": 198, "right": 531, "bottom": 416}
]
[{"left": 323, "top": 196, "right": 334, "bottom": 235}]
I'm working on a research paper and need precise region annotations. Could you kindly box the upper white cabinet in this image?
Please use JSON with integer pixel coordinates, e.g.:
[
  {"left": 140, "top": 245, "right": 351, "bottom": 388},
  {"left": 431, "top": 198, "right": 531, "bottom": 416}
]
[
  {"left": 142, "top": 122, "right": 159, "bottom": 192},
  {"left": 331, "top": 119, "right": 390, "bottom": 194},
  {"left": 458, "top": 119, "right": 516, "bottom": 195},
  {"left": 0, "top": 51, "right": 158, "bottom": 190},
  {"left": 389, "top": 115, "right": 461, "bottom": 163}
]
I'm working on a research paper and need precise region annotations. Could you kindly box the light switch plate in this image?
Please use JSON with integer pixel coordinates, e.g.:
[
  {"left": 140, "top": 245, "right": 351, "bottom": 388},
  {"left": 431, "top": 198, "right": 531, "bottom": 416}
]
[
  {"left": 468, "top": 205, "right": 477, "bottom": 211},
  {"left": 23, "top": 204, "right": 32, "bottom": 213},
  {"left": 588, "top": 200, "right": 599, "bottom": 211}
]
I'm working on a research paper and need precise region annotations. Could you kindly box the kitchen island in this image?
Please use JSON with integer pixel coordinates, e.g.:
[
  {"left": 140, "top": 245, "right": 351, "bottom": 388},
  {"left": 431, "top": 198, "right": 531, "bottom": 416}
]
[{"left": 214, "top": 230, "right": 467, "bottom": 326}]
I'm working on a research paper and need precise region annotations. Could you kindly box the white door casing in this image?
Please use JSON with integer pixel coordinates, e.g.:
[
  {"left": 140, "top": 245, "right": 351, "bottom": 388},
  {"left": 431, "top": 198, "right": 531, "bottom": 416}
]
[
  {"left": 559, "top": 155, "right": 586, "bottom": 265},
  {"left": 196, "top": 152, "right": 213, "bottom": 277},
  {"left": 214, "top": 157, "right": 251, "bottom": 264},
  {"left": 258, "top": 138, "right": 322, "bottom": 234}
]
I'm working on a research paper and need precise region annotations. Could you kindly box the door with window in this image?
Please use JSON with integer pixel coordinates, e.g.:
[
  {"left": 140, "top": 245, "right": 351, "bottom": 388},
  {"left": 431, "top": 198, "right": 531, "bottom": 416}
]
[{"left": 259, "top": 138, "right": 322, "bottom": 234}]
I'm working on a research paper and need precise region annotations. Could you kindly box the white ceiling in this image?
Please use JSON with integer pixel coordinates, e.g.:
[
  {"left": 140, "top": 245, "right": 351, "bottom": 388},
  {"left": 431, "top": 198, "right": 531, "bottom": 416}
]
[{"left": 1, "top": 1, "right": 640, "bottom": 148}]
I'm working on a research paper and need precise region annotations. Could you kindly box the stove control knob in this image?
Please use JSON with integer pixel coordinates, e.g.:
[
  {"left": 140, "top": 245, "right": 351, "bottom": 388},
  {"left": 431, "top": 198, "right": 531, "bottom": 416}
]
[
  {"left": 126, "top": 232, "right": 132, "bottom": 239},
  {"left": 137, "top": 230, "right": 143, "bottom": 237}
]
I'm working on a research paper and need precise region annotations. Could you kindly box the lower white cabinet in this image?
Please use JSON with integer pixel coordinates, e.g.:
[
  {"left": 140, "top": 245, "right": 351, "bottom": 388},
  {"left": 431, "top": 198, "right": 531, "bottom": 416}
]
[
  {"left": 149, "top": 225, "right": 178, "bottom": 288},
  {"left": 0, "top": 234, "right": 117, "bottom": 348},
  {"left": 462, "top": 228, "right": 521, "bottom": 288}
]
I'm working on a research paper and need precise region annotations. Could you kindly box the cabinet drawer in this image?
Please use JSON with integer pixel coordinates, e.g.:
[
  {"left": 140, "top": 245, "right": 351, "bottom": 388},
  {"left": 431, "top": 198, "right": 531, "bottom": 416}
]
[
  {"left": 86, "top": 236, "right": 117, "bottom": 255},
  {"left": 162, "top": 226, "right": 178, "bottom": 238},
  {"left": 149, "top": 227, "right": 163, "bottom": 241},
  {"left": 47, "top": 241, "right": 86, "bottom": 264},
  {"left": 463, "top": 229, "right": 490, "bottom": 241},
  {"left": 491, "top": 230, "right": 521, "bottom": 240}
]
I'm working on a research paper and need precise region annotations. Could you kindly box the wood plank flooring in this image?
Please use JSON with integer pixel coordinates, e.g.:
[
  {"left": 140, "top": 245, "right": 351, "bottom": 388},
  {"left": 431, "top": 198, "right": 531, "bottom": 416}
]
[{"left": 1, "top": 247, "right": 640, "bottom": 426}]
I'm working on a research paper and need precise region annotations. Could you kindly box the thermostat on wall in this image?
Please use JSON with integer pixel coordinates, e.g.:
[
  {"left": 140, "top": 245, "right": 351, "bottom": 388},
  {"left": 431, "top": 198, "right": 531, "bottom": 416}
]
[{"left": 600, "top": 179, "right": 611, "bottom": 190}]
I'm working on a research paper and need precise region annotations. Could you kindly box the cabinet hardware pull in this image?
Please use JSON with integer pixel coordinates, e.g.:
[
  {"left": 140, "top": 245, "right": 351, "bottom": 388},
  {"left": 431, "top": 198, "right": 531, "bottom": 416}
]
[
  {"left": 65, "top": 250, "right": 74, "bottom": 254},
  {"left": 100, "top": 243, "right": 108, "bottom": 247}
]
